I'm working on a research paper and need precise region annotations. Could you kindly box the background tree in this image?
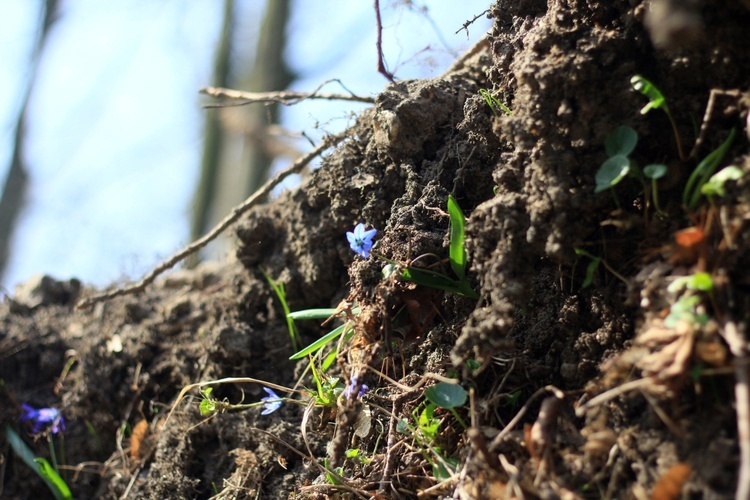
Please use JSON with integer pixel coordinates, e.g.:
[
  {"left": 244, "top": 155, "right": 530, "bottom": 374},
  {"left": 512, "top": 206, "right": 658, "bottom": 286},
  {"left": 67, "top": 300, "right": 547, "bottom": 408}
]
[
  {"left": 0, "top": 0, "right": 59, "bottom": 282},
  {"left": 190, "top": 0, "right": 293, "bottom": 266}
]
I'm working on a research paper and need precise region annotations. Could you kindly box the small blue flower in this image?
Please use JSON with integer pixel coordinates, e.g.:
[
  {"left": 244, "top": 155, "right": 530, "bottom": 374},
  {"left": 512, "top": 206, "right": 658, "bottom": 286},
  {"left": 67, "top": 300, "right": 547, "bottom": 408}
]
[
  {"left": 346, "top": 223, "right": 377, "bottom": 258},
  {"left": 21, "top": 404, "right": 65, "bottom": 434},
  {"left": 344, "top": 375, "right": 369, "bottom": 400},
  {"left": 260, "top": 388, "right": 282, "bottom": 415}
]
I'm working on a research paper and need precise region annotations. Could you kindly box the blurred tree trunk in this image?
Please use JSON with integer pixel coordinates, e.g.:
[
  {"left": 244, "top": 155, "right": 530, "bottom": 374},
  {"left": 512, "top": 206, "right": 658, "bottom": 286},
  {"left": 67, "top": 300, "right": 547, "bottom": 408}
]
[
  {"left": 0, "top": 0, "right": 59, "bottom": 283},
  {"left": 189, "top": 0, "right": 235, "bottom": 267},
  {"left": 189, "top": 0, "right": 293, "bottom": 266}
]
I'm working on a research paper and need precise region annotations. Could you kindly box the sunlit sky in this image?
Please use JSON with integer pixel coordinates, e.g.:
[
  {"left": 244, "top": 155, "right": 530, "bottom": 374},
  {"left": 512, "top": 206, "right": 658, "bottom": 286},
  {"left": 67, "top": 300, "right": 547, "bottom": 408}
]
[{"left": 0, "top": 1, "right": 491, "bottom": 290}]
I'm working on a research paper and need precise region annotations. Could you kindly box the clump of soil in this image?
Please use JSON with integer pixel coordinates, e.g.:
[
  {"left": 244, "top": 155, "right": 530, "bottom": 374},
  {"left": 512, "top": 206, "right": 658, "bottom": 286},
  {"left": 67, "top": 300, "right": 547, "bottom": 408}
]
[{"left": 3, "top": 1, "right": 750, "bottom": 498}]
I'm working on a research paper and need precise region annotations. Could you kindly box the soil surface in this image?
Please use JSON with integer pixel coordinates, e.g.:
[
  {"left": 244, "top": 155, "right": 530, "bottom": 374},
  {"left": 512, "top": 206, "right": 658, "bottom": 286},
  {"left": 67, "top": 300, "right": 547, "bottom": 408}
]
[{"left": 3, "top": 1, "right": 750, "bottom": 498}]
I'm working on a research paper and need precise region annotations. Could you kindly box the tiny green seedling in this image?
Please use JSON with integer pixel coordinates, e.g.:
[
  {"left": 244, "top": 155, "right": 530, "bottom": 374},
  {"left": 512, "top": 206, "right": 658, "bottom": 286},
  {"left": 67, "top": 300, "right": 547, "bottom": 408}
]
[
  {"left": 683, "top": 129, "right": 737, "bottom": 210},
  {"left": 643, "top": 164, "right": 668, "bottom": 213},
  {"left": 399, "top": 195, "right": 479, "bottom": 299},
  {"left": 596, "top": 126, "right": 667, "bottom": 214},
  {"left": 665, "top": 272, "right": 713, "bottom": 328},
  {"left": 595, "top": 126, "right": 640, "bottom": 208},
  {"left": 424, "top": 382, "right": 469, "bottom": 429},
  {"left": 574, "top": 248, "right": 628, "bottom": 288},
  {"left": 701, "top": 165, "right": 745, "bottom": 198},
  {"left": 479, "top": 89, "right": 512, "bottom": 116},
  {"left": 345, "top": 448, "right": 372, "bottom": 465},
  {"left": 631, "top": 75, "right": 685, "bottom": 160},
  {"left": 262, "top": 269, "right": 301, "bottom": 351}
]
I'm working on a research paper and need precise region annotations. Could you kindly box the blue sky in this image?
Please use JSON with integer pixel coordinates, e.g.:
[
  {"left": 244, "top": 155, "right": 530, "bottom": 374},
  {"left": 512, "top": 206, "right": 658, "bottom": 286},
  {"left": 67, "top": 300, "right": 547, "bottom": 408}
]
[{"left": 0, "top": 1, "right": 491, "bottom": 290}]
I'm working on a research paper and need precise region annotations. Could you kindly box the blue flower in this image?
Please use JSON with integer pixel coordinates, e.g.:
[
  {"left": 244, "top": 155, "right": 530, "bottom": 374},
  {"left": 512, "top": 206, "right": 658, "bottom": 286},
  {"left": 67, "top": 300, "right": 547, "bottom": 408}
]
[
  {"left": 21, "top": 404, "right": 65, "bottom": 434},
  {"left": 346, "top": 223, "right": 377, "bottom": 258},
  {"left": 344, "top": 375, "right": 369, "bottom": 400},
  {"left": 260, "top": 388, "right": 282, "bottom": 415}
]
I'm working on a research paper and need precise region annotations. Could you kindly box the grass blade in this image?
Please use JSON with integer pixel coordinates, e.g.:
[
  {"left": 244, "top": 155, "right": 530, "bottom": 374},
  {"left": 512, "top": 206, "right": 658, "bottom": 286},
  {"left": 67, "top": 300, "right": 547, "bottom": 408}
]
[
  {"left": 447, "top": 195, "right": 467, "bottom": 280},
  {"left": 289, "top": 323, "right": 349, "bottom": 360},
  {"left": 5, "top": 426, "right": 72, "bottom": 500}
]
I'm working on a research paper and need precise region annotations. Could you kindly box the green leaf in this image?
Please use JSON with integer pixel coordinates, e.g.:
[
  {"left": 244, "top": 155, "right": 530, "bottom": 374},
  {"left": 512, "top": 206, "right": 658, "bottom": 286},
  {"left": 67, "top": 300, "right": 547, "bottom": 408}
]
[
  {"left": 397, "top": 418, "right": 410, "bottom": 435},
  {"left": 289, "top": 323, "right": 349, "bottom": 360},
  {"left": 286, "top": 308, "right": 340, "bottom": 320},
  {"left": 684, "top": 129, "right": 735, "bottom": 209},
  {"left": 425, "top": 382, "right": 468, "bottom": 409},
  {"left": 690, "top": 272, "right": 714, "bottom": 292},
  {"left": 418, "top": 403, "right": 440, "bottom": 441},
  {"left": 321, "top": 349, "right": 338, "bottom": 371},
  {"left": 447, "top": 195, "right": 467, "bottom": 280},
  {"left": 432, "top": 457, "right": 459, "bottom": 482},
  {"left": 701, "top": 165, "right": 745, "bottom": 197},
  {"left": 5, "top": 426, "right": 73, "bottom": 500},
  {"left": 631, "top": 76, "right": 668, "bottom": 114},
  {"left": 35, "top": 458, "right": 73, "bottom": 500},
  {"left": 605, "top": 126, "right": 638, "bottom": 157},
  {"left": 595, "top": 155, "right": 630, "bottom": 193},
  {"left": 643, "top": 164, "right": 667, "bottom": 180},
  {"left": 575, "top": 248, "right": 601, "bottom": 289}
]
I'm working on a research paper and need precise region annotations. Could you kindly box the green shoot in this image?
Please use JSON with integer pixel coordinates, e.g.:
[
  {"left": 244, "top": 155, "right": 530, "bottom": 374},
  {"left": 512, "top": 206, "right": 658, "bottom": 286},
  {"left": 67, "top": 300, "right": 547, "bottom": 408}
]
[
  {"left": 701, "top": 165, "right": 745, "bottom": 198},
  {"left": 286, "top": 308, "right": 340, "bottom": 320},
  {"left": 683, "top": 129, "right": 736, "bottom": 210},
  {"left": 397, "top": 406, "right": 460, "bottom": 482},
  {"left": 262, "top": 269, "right": 301, "bottom": 352},
  {"left": 289, "top": 323, "right": 351, "bottom": 360},
  {"left": 400, "top": 195, "right": 478, "bottom": 299},
  {"left": 447, "top": 195, "right": 467, "bottom": 280},
  {"left": 345, "top": 448, "right": 372, "bottom": 465},
  {"left": 575, "top": 248, "right": 601, "bottom": 289},
  {"left": 631, "top": 76, "right": 668, "bottom": 115},
  {"left": 643, "top": 164, "right": 668, "bottom": 213},
  {"left": 631, "top": 75, "right": 685, "bottom": 160},
  {"left": 574, "top": 248, "right": 628, "bottom": 288},
  {"left": 323, "top": 458, "right": 345, "bottom": 485},
  {"left": 479, "top": 89, "right": 512, "bottom": 116},
  {"left": 6, "top": 425, "right": 73, "bottom": 500},
  {"left": 667, "top": 272, "right": 714, "bottom": 294}
]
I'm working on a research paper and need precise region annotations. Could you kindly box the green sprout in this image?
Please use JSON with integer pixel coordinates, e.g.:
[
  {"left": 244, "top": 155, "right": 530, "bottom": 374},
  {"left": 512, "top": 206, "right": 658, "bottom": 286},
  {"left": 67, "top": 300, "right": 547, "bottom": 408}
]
[
  {"left": 400, "top": 195, "right": 478, "bottom": 299},
  {"left": 664, "top": 272, "right": 714, "bottom": 328},
  {"left": 424, "top": 382, "right": 468, "bottom": 429},
  {"left": 397, "top": 402, "right": 460, "bottom": 482},
  {"left": 345, "top": 448, "right": 372, "bottom": 465},
  {"left": 683, "top": 129, "right": 736, "bottom": 210},
  {"left": 262, "top": 269, "right": 301, "bottom": 352},
  {"left": 479, "top": 89, "right": 512, "bottom": 116},
  {"left": 574, "top": 248, "right": 628, "bottom": 288},
  {"left": 6, "top": 425, "right": 72, "bottom": 500},
  {"left": 631, "top": 75, "right": 685, "bottom": 160},
  {"left": 595, "top": 126, "right": 666, "bottom": 215},
  {"left": 701, "top": 165, "right": 745, "bottom": 198},
  {"left": 643, "top": 163, "right": 668, "bottom": 213}
]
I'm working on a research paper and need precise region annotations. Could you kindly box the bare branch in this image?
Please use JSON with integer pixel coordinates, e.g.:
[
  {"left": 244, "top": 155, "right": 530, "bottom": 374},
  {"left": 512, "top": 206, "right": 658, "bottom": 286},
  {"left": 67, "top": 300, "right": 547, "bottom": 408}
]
[
  {"left": 76, "top": 133, "right": 346, "bottom": 309},
  {"left": 456, "top": 9, "right": 490, "bottom": 37},
  {"left": 722, "top": 320, "right": 750, "bottom": 500},
  {"left": 200, "top": 80, "right": 374, "bottom": 108},
  {"left": 374, "top": 0, "right": 395, "bottom": 82}
]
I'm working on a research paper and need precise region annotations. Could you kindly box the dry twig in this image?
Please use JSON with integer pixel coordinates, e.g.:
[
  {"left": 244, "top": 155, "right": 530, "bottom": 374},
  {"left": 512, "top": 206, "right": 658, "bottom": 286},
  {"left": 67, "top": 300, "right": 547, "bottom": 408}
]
[
  {"left": 374, "top": 0, "right": 395, "bottom": 82},
  {"left": 721, "top": 320, "right": 750, "bottom": 500},
  {"left": 200, "top": 79, "right": 375, "bottom": 108},
  {"left": 77, "top": 133, "right": 345, "bottom": 309}
]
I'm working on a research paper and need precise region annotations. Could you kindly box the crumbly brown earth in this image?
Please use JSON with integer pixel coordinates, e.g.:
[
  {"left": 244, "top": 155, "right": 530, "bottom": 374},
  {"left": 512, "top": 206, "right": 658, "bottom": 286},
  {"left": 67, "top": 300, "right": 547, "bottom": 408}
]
[{"left": 3, "top": 1, "right": 750, "bottom": 498}]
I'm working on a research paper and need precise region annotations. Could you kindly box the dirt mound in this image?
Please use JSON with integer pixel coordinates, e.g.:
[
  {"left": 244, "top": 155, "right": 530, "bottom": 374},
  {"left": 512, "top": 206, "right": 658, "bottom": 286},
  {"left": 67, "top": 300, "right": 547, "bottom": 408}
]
[{"left": 3, "top": 1, "right": 750, "bottom": 497}]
